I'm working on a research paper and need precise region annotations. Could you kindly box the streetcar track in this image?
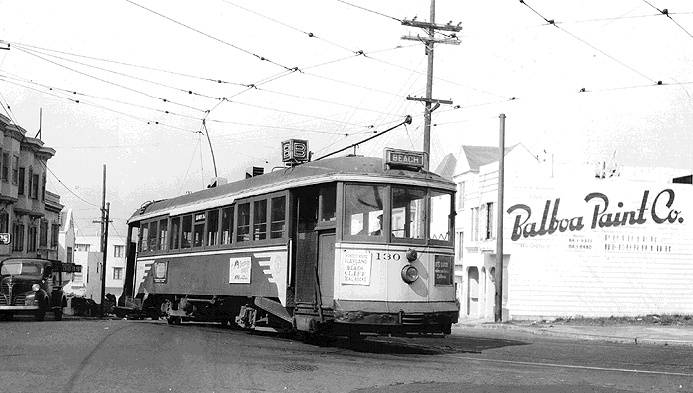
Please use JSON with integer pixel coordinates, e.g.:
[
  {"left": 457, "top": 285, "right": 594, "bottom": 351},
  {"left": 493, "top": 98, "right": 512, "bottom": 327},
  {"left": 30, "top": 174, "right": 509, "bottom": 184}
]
[{"left": 445, "top": 354, "right": 693, "bottom": 377}]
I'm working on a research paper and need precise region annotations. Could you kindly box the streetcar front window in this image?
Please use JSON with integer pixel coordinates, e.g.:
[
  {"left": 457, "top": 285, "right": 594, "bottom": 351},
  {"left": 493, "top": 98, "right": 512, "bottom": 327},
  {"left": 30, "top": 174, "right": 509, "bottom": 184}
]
[
  {"left": 207, "top": 210, "right": 219, "bottom": 246},
  {"left": 391, "top": 186, "right": 426, "bottom": 242},
  {"left": 430, "top": 190, "right": 453, "bottom": 245},
  {"left": 139, "top": 223, "right": 148, "bottom": 252},
  {"left": 148, "top": 221, "right": 158, "bottom": 251},
  {"left": 344, "top": 184, "right": 385, "bottom": 239}
]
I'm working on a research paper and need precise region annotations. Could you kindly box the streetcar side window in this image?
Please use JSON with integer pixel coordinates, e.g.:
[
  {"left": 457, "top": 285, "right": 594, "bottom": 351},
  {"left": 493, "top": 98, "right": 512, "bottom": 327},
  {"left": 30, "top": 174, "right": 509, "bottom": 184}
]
[
  {"left": 148, "top": 220, "right": 158, "bottom": 251},
  {"left": 343, "top": 184, "right": 386, "bottom": 240},
  {"left": 193, "top": 212, "right": 205, "bottom": 247},
  {"left": 139, "top": 223, "right": 149, "bottom": 252},
  {"left": 181, "top": 215, "right": 192, "bottom": 249},
  {"left": 270, "top": 196, "right": 286, "bottom": 239},
  {"left": 237, "top": 203, "right": 250, "bottom": 242},
  {"left": 207, "top": 209, "right": 219, "bottom": 246},
  {"left": 430, "top": 190, "right": 453, "bottom": 245},
  {"left": 159, "top": 218, "right": 168, "bottom": 251},
  {"left": 253, "top": 200, "right": 267, "bottom": 241},
  {"left": 170, "top": 217, "right": 180, "bottom": 250},
  {"left": 391, "top": 186, "right": 426, "bottom": 242},
  {"left": 221, "top": 206, "right": 234, "bottom": 245}
]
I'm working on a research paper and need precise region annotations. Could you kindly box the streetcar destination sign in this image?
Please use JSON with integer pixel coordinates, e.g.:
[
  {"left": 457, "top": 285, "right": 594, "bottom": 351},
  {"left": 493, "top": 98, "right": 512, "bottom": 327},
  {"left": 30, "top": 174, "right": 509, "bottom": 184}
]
[
  {"left": 0, "top": 233, "right": 10, "bottom": 245},
  {"left": 384, "top": 148, "right": 424, "bottom": 169}
]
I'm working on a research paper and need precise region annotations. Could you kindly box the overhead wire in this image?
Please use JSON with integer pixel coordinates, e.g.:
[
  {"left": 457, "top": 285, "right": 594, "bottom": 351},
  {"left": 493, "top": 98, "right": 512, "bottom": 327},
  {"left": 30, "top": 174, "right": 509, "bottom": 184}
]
[
  {"left": 334, "top": 0, "right": 402, "bottom": 22},
  {"left": 123, "top": 0, "right": 296, "bottom": 71},
  {"left": 37, "top": 161, "right": 101, "bottom": 208},
  {"left": 640, "top": 0, "right": 693, "bottom": 39},
  {"left": 517, "top": 0, "right": 656, "bottom": 83},
  {"left": 10, "top": 40, "right": 247, "bottom": 86},
  {"left": 14, "top": 46, "right": 207, "bottom": 113}
]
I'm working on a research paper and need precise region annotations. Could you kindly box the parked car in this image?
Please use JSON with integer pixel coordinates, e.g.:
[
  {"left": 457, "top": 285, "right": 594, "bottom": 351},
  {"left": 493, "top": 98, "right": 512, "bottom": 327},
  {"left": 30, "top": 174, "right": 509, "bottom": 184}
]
[{"left": 0, "top": 258, "right": 80, "bottom": 321}]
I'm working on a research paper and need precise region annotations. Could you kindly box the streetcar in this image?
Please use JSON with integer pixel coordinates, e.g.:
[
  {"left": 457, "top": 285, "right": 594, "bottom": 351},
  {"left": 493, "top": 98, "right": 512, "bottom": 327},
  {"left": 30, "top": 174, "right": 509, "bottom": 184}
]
[{"left": 123, "top": 143, "right": 458, "bottom": 337}]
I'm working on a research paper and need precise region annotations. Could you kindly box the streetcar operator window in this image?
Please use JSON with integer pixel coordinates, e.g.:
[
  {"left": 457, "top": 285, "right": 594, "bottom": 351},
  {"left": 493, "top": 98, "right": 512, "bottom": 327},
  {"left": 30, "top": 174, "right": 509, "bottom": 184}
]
[
  {"left": 207, "top": 209, "right": 219, "bottom": 246},
  {"left": 344, "top": 184, "right": 385, "bottom": 240},
  {"left": 237, "top": 203, "right": 250, "bottom": 242},
  {"left": 430, "top": 190, "right": 453, "bottom": 245},
  {"left": 181, "top": 215, "right": 192, "bottom": 249},
  {"left": 319, "top": 184, "right": 336, "bottom": 223},
  {"left": 193, "top": 212, "right": 205, "bottom": 247},
  {"left": 254, "top": 200, "right": 267, "bottom": 241},
  {"left": 270, "top": 196, "right": 285, "bottom": 239},
  {"left": 170, "top": 217, "right": 180, "bottom": 250},
  {"left": 391, "top": 186, "right": 426, "bottom": 242},
  {"left": 221, "top": 206, "right": 234, "bottom": 245}
]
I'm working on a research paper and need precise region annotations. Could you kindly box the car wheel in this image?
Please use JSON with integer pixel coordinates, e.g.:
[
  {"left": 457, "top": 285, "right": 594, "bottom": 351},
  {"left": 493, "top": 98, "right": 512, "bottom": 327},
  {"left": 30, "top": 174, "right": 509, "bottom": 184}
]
[
  {"left": 35, "top": 311, "right": 45, "bottom": 321},
  {"left": 54, "top": 308, "right": 63, "bottom": 321}
]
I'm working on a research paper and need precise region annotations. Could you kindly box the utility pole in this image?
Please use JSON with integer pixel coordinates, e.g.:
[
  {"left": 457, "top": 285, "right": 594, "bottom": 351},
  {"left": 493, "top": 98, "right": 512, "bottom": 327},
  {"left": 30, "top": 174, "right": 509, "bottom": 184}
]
[
  {"left": 93, "top": 165, "right": 112, "bottom": 317},
  {"left": 495, "top": 114, "right": 506, "bottom": 322},
  {"left": 402, "top": 0, "right": 462, "bottom": 170}
]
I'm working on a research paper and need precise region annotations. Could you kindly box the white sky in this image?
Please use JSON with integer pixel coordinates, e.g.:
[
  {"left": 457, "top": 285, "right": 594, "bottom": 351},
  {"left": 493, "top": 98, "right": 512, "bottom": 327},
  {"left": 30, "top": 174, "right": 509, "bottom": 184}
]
[{"left": 1, "top": 0, "right": 692, "bottom": 236}]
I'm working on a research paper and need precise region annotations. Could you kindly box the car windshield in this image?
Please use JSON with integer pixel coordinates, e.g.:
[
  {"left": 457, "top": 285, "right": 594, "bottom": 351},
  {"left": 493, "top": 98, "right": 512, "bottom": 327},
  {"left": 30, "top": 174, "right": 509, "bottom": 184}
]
[{"left": 0, "top": 261, "right": 43, "bottom": 276}]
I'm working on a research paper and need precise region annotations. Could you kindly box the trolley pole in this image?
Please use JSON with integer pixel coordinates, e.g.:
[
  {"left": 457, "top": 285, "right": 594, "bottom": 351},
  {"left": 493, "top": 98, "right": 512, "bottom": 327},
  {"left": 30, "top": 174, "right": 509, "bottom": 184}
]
[
  {"left": 495, "top": 114, "right": 506, "bottom": 322},
  {"left": 401, "top": 0, "right": 461, "bottom": 170}
]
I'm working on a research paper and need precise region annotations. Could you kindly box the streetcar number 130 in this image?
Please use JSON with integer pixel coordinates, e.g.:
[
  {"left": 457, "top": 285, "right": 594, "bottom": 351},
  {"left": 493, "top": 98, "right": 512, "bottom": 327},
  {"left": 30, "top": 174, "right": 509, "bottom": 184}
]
[{"left": 374, "top": 252, "right": 401, "bottom": 261}]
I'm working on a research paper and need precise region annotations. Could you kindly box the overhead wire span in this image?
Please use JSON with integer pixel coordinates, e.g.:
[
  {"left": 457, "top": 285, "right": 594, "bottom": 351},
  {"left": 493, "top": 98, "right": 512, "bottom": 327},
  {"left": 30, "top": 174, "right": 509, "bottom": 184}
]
[
  {"left": 334, "top": 0, "right": 402, "bottom": 22},
  {"left": 123, "top": 0, "right": 296, "bottom": 71},
  {"left": 0, "top": 76, "right": 197, "bottom": 134},
  {"left": 0, "top": 71, "right": 203, "bottom": 121},
  {"left": 37, "top": 161, "right": 100, "bottom": 208},
  {"left": 9, "top": 41, "right": 247, "bottom": 86},
  {"left": 517, "top": 0, "right": 656, "bottom": 83},
  {"left": 14, "top": 46, "right": 207, "bottom": 113},
  {"left": 640, "top": 0, "right": 693, "bottom": 39},
  {"left": 16, "top": 45, "right": 224, "bottom": 101}
]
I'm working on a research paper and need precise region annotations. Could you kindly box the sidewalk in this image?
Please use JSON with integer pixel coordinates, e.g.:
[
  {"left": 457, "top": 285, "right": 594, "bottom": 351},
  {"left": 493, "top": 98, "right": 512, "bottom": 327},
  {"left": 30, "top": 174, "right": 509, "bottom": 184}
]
[{"left": 453, "top": 319, "right": 693, "bottom": 347}]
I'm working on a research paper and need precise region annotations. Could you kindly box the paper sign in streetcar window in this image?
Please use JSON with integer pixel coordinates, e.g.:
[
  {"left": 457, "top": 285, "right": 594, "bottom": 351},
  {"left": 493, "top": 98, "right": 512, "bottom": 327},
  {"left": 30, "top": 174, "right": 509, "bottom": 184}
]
[
  {"left": 229, "top": 257, "right": 251, "bottom": 284},
  {"left": 342, "top": 250, "right": 371, "bottom": 286},
  {"left": 154, "top": 261, "right": 168, "bottom": 283}
]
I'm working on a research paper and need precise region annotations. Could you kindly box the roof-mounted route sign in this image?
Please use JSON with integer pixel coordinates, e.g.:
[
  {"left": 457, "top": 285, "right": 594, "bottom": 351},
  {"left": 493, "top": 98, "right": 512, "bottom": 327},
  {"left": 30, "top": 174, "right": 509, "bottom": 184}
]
[
  {"left": 282, "top": 139, "right": 309, "bottom": 165},
  {"left": 384, "top": 148, "right": 425, "bottom": 170}
]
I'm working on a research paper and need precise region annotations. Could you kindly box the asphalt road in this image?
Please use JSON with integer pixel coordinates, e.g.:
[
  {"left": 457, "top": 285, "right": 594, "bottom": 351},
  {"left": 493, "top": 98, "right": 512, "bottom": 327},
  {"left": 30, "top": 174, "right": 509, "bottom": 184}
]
[{"left": 0, "top": 317, "right": 692, "bottom": 393}]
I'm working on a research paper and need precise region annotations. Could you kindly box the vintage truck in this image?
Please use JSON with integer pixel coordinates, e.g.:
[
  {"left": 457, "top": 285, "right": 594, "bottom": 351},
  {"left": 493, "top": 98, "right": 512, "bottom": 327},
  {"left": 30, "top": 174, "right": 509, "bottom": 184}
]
[{"left": 0, "top": 258, "right": 80, "bottom": 321}]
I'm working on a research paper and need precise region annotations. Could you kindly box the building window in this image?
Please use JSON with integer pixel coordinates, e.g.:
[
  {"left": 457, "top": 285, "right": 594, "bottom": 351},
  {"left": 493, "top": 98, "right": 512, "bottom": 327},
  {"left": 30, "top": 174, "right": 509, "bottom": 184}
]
[
  {"left": 41, "top": 173, "right": 46, "bottom": 201},
  {"left": 471, "top": 207, "right": 479, "bottom": 242},
  {"left": 51, "top": 224, "right": 59, "bottom": 248},
  {"left": 1, "top": 153, "right": 8, "bottom": 182},
  {"left": 18, "top": 168, "right": 25, "bottom": 195},
  {"left": 486, "top": 202, "right": 494, "bottom": 240},
  {"left": 0, "top": 212, "right": 8, "bottom": 233},
  {"left": 457, "top": 182, "right": 465, "bottom": 210},
  {"left": 113, "top": 267, "right": 123, "bottom": 280},
  {"left": 113, "top": 245, "right": 124, "bottom": 258},
  {"left": 12, "top": 222, "right": 24, "bottom": 252},
  {"left": 11, "top": 156, "right": 18, "bottom": 185},
  {"left": 39, "top": 220, "right": 48, "bottom": 247},
  {"left": 31, "top": 173, "right": 39, "bottom": 200},
  {"left": 27, "top": 226, "right": 37, "bottom": 252},
  {"left": 67, "top": 246, "right": 73, "bottom": 263},
  {"left": 75, "top": 243, "right": 90, "bottom": 252}
]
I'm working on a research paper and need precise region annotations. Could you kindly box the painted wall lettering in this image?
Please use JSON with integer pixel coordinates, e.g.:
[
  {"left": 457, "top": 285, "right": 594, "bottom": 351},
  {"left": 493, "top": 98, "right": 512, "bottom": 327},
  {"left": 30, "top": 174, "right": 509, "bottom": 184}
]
[{"left": 508, "top": 189, "right": 684, "bottom": 241}]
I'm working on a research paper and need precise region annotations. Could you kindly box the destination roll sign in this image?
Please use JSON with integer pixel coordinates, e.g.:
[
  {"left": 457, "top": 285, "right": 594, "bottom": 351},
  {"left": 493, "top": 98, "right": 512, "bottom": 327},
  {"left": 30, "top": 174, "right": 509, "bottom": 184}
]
[{"left": 384, "top": 148, "right": 425, "bottom": 170}]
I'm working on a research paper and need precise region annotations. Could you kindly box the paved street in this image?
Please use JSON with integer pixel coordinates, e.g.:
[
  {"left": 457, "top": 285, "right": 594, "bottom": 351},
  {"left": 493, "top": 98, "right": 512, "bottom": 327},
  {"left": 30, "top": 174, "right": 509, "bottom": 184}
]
[{"left": 1, "top": 318, "right": 692, "bottom": 393}]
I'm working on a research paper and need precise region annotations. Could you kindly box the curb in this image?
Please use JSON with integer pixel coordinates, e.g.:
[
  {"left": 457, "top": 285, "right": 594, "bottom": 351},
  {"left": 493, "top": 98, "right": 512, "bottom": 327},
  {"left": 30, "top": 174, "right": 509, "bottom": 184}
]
[{"left": 452, "top": 323, "right": 693, "bottom": 347}]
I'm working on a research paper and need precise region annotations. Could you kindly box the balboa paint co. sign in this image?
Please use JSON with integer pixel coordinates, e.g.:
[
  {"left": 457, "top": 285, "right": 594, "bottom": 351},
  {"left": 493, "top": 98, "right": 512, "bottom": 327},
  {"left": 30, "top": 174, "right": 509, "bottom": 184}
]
[{"left": 507, "top": 189, "right": 685, "bottom": 241}]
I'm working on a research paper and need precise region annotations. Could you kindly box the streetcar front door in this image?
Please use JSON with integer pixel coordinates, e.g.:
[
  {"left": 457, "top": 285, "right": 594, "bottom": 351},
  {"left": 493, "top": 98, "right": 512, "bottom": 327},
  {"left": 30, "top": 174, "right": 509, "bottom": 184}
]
[{"left": 317, "top": 230, "right": 335, "bottom": 305}]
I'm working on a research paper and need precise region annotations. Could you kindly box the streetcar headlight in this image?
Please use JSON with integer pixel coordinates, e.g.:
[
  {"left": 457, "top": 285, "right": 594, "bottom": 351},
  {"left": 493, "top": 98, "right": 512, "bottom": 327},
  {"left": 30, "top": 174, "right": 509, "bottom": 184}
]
[
  {"left": 401, "top": 265, "right": 419, "bottom": 284},
  {"left": 32, "top": 284, "right": 40, "bottom": 292}
]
